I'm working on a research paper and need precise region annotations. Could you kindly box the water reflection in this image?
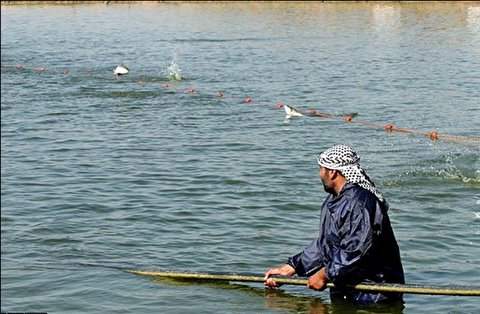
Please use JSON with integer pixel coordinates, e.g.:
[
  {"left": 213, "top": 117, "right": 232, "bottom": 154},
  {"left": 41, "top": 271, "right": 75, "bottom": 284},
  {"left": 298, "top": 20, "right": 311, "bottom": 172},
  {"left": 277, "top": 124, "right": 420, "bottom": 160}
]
[
  {"left": 151, "top": 277, "right": 404, "bottom": 314},
  {"left": 263, "top": 288, "right": 329, "bottom": 314},
  {"left": 265, "top": 289, "right": 404, "bottom": 314},
  {"left": 372, "top": 5, "right": 401, "bottom": 30},
  {"left": 467, "top": 6, "right": 480, "bottom": 32},
  {"left": 328, "top": 298, "right": 404, "bottom": 314}
]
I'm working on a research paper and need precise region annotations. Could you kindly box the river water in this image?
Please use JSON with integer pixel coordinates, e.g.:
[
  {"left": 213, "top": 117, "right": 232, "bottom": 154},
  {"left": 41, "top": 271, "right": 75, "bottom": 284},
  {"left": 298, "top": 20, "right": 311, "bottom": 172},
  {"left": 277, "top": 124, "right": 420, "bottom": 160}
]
[{"left": 1, "top": 2, "right": 479, "bottom": 313}]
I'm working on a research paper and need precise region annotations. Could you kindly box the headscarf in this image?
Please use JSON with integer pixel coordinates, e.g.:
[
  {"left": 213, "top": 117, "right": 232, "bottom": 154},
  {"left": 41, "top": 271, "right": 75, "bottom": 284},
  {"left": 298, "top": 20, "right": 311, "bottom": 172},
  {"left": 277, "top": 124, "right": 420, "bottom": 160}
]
[{"left": 316, "top": 145, "right": 386, "bottom": 204}]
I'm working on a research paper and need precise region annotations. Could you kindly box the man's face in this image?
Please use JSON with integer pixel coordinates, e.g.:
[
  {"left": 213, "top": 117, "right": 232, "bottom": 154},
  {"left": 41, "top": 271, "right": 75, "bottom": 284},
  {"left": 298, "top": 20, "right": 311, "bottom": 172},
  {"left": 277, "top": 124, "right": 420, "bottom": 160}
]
[{"left": 319, "top": 166, "right": 335, "bottom": 195}]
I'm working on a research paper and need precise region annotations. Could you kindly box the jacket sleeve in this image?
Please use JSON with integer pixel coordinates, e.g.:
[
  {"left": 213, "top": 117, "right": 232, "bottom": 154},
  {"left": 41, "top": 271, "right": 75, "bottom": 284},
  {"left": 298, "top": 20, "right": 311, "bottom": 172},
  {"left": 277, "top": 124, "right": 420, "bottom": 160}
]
[
  {"left": 287, "top": 238, "right": 325, "bottom": 277},
  {"left": 325, "top": 197, "right": 375, "bottom": 285}
]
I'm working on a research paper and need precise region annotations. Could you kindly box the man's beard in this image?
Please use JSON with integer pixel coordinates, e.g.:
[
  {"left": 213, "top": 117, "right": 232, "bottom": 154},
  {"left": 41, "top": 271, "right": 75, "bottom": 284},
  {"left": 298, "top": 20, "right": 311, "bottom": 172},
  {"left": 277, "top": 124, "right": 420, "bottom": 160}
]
[{"left": 322, "top": 179, "right": 336, "bottom": 195}]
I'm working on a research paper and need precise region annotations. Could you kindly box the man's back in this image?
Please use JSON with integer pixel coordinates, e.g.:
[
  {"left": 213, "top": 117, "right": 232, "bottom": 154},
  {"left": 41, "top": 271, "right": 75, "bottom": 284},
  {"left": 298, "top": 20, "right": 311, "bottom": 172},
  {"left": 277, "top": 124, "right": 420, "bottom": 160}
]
[{"left": 321, "top": 183, "right": 404, "bottom": 303}]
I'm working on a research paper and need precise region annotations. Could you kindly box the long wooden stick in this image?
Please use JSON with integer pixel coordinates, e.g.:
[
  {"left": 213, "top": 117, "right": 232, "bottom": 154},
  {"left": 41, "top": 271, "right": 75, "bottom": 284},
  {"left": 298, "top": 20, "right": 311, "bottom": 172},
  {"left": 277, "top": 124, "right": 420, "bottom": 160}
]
[{"left": 125, "top": 270, "right": 480, "bottom": 296}]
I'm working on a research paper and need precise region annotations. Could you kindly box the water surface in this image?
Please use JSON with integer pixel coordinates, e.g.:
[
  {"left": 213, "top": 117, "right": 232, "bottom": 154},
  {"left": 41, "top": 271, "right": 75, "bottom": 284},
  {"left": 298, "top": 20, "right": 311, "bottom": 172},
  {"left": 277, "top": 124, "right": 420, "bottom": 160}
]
[{"left": 1, "top": 2, "right": 480, "bottom": 313}]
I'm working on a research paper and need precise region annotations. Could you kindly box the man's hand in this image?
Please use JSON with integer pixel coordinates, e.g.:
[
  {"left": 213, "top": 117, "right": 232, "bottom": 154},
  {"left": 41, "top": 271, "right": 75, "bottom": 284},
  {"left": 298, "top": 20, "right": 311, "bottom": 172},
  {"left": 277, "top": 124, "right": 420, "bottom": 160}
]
[
  {"left": 307, "top": 267, "right": 328, "bottom": 291},
  {"left": 264, "top": 264, "right": 296, "bottom": 287}
]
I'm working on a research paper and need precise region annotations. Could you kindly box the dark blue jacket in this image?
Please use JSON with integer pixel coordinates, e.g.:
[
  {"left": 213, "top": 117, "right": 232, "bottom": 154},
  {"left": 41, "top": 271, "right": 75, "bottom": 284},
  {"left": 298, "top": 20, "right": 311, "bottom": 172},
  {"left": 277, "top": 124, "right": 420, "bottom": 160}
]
[{"left": 287, "top": 183, "right": 405, "bottom": 304}]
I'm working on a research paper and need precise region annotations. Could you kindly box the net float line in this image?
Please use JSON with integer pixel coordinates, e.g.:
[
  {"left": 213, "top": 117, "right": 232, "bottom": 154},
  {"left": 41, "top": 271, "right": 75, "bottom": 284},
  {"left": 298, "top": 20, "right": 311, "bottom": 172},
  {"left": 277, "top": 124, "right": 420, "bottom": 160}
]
[
  {"left": 3, "top": 63, "right": 478, "bottom": 144},
  {"left": 276, "top": 104, "right": 479, "bottom": 144},
  {"left": 1, "top": 63, "right": 271, "bottom": 104},
  {"left": 1, "top": 63, "right": 46, "bottom": 72},
  {"left": 346, "top": 116, "right": 480, "bottom": 143}
]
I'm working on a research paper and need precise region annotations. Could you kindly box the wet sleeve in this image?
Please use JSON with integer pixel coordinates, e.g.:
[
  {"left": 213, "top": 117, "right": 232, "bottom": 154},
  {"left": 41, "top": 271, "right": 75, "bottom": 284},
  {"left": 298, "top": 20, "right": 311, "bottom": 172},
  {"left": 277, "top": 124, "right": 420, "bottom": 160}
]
[
  {"left": 287, "top": 238, "right": 324, "bottom": 277},
  {"left": 326, "top": 200, "right": 374, "bottom": 284}
]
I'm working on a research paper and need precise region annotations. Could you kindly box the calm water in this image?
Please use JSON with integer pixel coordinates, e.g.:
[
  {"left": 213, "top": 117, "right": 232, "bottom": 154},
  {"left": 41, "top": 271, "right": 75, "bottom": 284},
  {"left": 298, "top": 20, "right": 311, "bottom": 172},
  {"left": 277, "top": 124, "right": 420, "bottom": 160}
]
[{"left": 1, "top": 2, "right": 480, "bottom": 313}]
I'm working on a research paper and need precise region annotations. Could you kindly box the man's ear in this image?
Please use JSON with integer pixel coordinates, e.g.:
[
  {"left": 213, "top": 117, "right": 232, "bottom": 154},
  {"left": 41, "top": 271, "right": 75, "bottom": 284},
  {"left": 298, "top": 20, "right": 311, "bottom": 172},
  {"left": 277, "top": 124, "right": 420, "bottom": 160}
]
[{"left": 330, "top": 170, "right": 340, "bottom": 180}]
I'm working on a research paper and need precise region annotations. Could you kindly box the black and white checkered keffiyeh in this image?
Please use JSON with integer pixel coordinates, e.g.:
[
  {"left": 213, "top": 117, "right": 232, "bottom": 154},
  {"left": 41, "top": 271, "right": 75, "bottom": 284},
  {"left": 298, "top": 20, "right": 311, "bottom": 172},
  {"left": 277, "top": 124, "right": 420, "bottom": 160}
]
[{"left": 317, "top": 145, "right": 386, "bottom": 204}]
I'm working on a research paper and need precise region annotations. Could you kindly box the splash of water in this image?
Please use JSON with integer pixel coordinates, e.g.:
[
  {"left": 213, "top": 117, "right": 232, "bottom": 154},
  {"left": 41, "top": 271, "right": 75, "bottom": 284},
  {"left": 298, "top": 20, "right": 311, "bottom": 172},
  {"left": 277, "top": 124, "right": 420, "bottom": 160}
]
[
  {"left": 393, "top": 152, "right": 480, "bottom": 185},
  {"left": 167, "top": 53, "right": 182, "bottom": 81},
  {"left": 442, "top": 153, "right": 480, "bottom": 184}
]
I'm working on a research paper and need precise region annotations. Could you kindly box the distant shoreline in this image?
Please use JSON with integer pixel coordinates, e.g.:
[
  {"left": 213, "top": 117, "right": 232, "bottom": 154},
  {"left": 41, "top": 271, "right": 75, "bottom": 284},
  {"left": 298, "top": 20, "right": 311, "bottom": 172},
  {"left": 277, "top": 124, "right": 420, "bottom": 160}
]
[
  {"left": 2, "top": 0, "right": 478, "bottom": 5},
  {"left": 1, "top": 1, "right": 139, "bottom": 4}
]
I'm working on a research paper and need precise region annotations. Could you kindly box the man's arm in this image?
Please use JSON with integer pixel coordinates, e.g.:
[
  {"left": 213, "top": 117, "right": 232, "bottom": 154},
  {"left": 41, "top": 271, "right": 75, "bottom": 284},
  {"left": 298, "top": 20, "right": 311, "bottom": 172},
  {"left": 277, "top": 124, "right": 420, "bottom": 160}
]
[{"left": 326, "top": 195, "right": 375, "bottom": 284}]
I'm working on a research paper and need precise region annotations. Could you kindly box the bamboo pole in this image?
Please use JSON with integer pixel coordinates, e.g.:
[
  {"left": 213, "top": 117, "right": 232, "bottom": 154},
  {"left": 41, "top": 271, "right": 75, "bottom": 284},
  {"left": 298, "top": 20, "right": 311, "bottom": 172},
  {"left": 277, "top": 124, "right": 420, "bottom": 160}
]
[{"left": 125, "top": 270, "right": 480, "bottom": 296}]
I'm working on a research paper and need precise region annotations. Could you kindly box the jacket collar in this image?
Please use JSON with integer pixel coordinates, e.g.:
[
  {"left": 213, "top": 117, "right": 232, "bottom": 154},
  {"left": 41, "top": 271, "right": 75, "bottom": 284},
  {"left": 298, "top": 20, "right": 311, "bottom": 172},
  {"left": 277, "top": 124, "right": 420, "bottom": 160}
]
[{"left": 326, "top": 182, "right": 356, "bottom": 211}]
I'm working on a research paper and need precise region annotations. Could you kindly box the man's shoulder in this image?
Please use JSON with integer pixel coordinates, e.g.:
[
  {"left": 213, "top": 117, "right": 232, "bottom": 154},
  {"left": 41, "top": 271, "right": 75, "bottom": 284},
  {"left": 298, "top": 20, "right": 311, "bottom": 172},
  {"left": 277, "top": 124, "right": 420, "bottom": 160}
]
[
  {"left": 344, "top": 183, "right": 370, "bottom": 196},
  {"left": 344, "top": 184, "right": 379, "bottom": 204}
]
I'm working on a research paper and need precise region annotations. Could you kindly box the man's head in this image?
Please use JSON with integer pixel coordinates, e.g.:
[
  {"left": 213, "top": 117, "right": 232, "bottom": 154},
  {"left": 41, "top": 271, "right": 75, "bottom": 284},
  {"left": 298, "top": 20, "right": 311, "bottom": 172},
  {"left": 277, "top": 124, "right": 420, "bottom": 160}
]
[
  {"left": 316, "top": 145, "right": 386, "bottom": 203},
  {"left": 318, "top": 164, "right": 346, "bottom": 195},
  {"left": 317, "top": 144, "right": 360, "bottom": 171},
  {"left": 317, "top": 145, "right": 358, "bottom": 194}
]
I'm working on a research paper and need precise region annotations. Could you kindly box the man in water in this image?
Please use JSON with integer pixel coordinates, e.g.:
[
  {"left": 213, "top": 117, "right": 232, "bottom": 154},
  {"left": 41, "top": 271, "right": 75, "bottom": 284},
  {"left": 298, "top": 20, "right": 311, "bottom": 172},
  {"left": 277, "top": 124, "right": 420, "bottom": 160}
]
[{"left": 264, "top": 145, "right": 405, "bottom": 304}]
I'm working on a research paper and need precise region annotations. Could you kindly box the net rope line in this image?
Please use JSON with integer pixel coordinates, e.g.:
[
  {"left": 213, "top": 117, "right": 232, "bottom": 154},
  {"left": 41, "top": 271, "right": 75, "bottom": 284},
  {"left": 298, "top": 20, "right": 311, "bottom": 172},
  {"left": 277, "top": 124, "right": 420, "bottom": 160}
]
[
  {"left": 125, "top": 269, "right": 480, "bottom": 296},
  {"left": 306, "top": 107, "right": 480, "bottom": 143},
  {"left": 276, "top": 103, "right": 480, "bottom": 144},
  {"left": 2, "top": 63, "right": 479, "bottom": 144}
]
